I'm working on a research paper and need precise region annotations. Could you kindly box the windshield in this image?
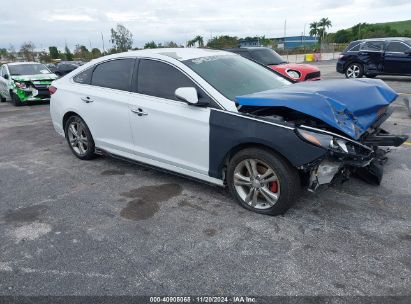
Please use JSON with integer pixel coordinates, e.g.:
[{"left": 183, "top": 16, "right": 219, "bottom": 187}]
[
  {"left": 250, "top": 49, "right": 286, "bottom": 65},
  {"left": 184, "top": 55, "right": 291, "bottom": 101},
  {"left": 8, "top": 64, "right": 51, "bottom": 76}
]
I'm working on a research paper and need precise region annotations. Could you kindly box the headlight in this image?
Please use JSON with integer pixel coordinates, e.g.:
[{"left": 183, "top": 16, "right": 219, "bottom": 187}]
[
  {"left": 297, "top": 129, "right": 351, "bottom": 154},
  {"left": 286, "top": 70, "right": 301, "bottom": 79},
  {"left": 14, "top": 81, "right": 27, "bottom": 89}
]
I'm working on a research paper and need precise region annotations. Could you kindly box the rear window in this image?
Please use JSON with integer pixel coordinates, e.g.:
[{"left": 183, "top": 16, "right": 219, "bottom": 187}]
[
  {"left": 91, "top": 59, "right": 134, "bottom": 91},
  {"left": 249, "top": 49, "right": 286, "bottom": 65},
  {"left": 73, "top": 68, "right": 93, "bottom": 84},
  {"left": 386, "top": 42, "right": 410, "bottom": 53},
  {"left": 345, "top": 42, "right": 360, "bottom": 52},
  {"left": 8, "top": 64, "right": 50, "bottom": 76},
  {"left": 360, "top": 41, "right": 384, "bottom": 52}
]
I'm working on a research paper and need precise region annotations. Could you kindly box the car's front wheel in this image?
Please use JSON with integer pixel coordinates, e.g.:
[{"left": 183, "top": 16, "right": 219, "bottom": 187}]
[
  {"left": 227, "top": 148, "right": 300, "bottom": 215},
  {"left": 11, "top": 92, "right": 22, "bottom": 107},
  {"left": 345, "top": 63, "right": 363, "bottom": 79},
  {"left": 64, "top": 115, "right": 96, "bottom": 160}
]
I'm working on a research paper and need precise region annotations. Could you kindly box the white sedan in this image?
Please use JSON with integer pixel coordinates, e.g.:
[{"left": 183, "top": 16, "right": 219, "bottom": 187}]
[{"left": 49, "top": 48, "right": 406, "bottom": 215}]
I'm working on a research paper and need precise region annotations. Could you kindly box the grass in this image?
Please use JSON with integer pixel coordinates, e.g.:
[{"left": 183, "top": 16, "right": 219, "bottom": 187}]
[{"left": 374, "top": 20, "right": 411, "bottom": 33}]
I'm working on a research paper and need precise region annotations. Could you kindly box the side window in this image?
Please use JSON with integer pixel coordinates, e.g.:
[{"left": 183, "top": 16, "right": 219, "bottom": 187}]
[
  {"left": 73, "top": 67, "right": 93, "bottom": 84},
  {"left": 360, "top": 41, "right": 384, "bottom": 52},
  {"left": 137, "top": 59, "right": 211, "bottom": 103},
  {"left": 346, "top": 42, "right": 360, "bottom": 52},
  {"left": 0, "top": 66, "right": 4, "bottom": 77},
  {"left": 91, "top": 59, "right": 134, "bottom": 91},
  {"left": 386, "top": 42, "right": 410, "bottom": 53}
]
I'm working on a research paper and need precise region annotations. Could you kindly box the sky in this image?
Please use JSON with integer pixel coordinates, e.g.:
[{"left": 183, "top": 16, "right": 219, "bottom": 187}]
[{"left": 0, "top": 0, "right": 410, "bottom": 51}]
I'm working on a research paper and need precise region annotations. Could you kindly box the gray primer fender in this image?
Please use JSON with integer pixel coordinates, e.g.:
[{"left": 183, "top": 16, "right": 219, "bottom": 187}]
[{"left": 208, "top": 109, "right": 327, "bottom": 179}]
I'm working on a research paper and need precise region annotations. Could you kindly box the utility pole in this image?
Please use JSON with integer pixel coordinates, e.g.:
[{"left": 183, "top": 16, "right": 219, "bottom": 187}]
[
  {"left": 101, "top": 32, "right": 105, "bottom": 54},
  {"left": 89, "top": 39, "right": 92, "bottom": 60},
  {"left": 284, "top": 19, "right": 287, "bottom": 59}
]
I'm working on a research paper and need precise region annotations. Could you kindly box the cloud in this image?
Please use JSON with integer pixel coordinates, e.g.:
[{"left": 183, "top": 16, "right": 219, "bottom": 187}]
[
  {"left": 46, "top": 15, "right": 96, "bottom": 22},
  {"left": 0, "top": 0, "right": 410, "bottom": 50}
]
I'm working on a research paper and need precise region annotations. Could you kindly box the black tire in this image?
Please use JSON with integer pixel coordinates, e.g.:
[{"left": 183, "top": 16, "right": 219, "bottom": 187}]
[
  {"left": 345, "top": 63, "right": 363, "bottom": 79},
  {"left": 11, "top": 92, "right": 22, "bottom": 107},
  {"left": 0, "top": 95, "right": 6, "bottom": 103},
  {"left": 227, "top": 147, "right": 301, "bottom": 216},
  {"left": 64, "top": 115, "right": 96, "bottom": 160}
]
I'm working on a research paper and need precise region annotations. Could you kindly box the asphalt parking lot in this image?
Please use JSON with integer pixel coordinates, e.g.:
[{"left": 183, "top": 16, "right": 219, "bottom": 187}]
[{"left": 0, "top": 60, "right": 410, "bottom": 296}]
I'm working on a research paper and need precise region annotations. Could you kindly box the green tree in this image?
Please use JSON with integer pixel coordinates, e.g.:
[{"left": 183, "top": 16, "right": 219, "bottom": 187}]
[
  {"left": 74, "top": 45, "right": 90, "bottom": 60},
  {"left": 20, "top": 41, "right": 36, "bottom": 61},
  {"left": 49, "top": 46, "right": 59, "bottom": 59},
  {"left": 331, "top": 29, "right": 352, "bottom": 43},
  {"left": 318, "top": 17, "right": 332, "bottom": 41},
  {"left": 39, "top": 51, "right": 51, "bottom": 63},
  {"left": 144, "top": 41, "right": 158, "bottom": 49},
  {"left": 64, "top": 46, "right": 73, "bottom": 61},
  {"left": 163, "top": 41, "right": 179, "bottom": 48},
  {"left": 206, "top": 35, "right": 238, "bottom": 49},
  {"left": 309, "top": 22, "right": 320, "bottom": 37},
  {"left": 91, "top": 48, "right": 102, "bottom": 58},
  {"left": 110, "top": 24, "right": 133, "bottom": 52},
  {"left": 7, "top": 44, "right": 16, "bottom": 61},
  {"left": 187, "top": 35, "right": 204, "bottom": 47}
]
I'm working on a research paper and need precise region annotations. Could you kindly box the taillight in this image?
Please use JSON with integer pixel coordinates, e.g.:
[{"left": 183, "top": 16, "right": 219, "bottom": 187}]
[{"left": 49, "top": 85, "right": 57, "bottom": 95}]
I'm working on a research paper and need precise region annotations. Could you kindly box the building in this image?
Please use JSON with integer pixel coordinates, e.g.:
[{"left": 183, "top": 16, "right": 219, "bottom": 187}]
[
  {"left": 239, "top": 38, "right": 261, "bottom": 47},
  {"left": 238, "top": 35, "right": 318, "bottom": 50},
  {"left": 272, "top": 36, "right": 318, "bottom": 50}
]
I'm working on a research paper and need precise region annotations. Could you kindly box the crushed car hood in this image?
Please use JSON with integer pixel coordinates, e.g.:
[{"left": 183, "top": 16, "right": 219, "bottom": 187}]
[
  {"left": 235, "top": 79, "right": 398, "bottom": 139},
  {"left": 11, "top": 74, "right": 58, "bottom": 82}
]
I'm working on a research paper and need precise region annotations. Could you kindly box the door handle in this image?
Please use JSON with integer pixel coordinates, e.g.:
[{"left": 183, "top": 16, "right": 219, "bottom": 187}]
[
  {"left": 81, "top": 96, "right": 93, "bottom": 103},
  {"left": 131, "top": 108, "right": 148, "bottom": 116}
]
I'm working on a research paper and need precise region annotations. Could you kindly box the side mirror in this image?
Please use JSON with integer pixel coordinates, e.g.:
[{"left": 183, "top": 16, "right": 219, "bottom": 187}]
[
  {"left": 175, "top": 87, "right": 199, "bottom": 105},
  {"left": 4, "top": 74, "right": 9, "bottom": 80}
]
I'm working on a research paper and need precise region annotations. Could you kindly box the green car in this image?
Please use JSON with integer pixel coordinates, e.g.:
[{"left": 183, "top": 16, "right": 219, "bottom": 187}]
[{"left": 0, "top": 62, "right": 58, "bottom": 106}]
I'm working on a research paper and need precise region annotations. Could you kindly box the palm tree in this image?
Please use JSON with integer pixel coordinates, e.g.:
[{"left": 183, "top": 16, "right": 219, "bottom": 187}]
[
  {"left": 195, "top": 35, "right": 204, "bottom": 47},
  {"left": 186, "top": 39, "right": 196, "bottom": 47},
  {"left": 318, "top": 17, "right": 332, "bottom": 39},
  {"left": 309, "top": 22, "right": 319, "bottom": 37}
]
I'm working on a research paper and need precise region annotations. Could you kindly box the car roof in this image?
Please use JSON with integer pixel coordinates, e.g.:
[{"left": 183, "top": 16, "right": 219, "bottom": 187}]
[
  {"left": 226, "top": 47, "right": 270, "bottom": 51},
  {"left": 353, "top": 37, "right": 411, "bottom": 43},
  {"left": 104, "top": 48, "right": 234, "bottom": 62},
  {"left": 7, "top": 62, "right": 42, "bottom": 66}
]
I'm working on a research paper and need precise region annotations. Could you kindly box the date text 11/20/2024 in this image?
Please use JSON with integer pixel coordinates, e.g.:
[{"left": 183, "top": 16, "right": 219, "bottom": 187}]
[{"left": 149, "top": 296, "right": 256, "bottom": 303}]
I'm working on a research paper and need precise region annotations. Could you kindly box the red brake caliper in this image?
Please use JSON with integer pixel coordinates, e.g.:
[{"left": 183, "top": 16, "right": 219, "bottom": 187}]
[{"left": 269, "top": 181, "right": 278, "bottom": 193}]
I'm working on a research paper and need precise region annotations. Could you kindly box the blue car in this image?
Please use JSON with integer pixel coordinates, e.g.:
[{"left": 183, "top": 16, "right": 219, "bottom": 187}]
[{"left": 337, "top": 37, "right": 411, "bottom": 78}]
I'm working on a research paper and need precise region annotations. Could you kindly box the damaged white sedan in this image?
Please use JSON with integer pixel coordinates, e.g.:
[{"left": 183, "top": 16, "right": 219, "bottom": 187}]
[{"left": 49, "top": 48, "right": 408, "bottom": 215}]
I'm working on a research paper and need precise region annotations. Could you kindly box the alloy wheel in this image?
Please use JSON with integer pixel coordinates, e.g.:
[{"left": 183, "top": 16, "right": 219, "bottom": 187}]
[
  {"left": 67, "top": 119, "right": 89, "bottom": 156},
  {"left": 346, "top": 64, "right": 361, "bottom": 78},
  {"left": 233, "top": 159, "right": 280, "bottom": 210}
]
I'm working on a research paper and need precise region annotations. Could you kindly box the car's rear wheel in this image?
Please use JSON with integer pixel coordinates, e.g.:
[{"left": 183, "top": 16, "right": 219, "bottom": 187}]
[
  {"left": 227, "top": 148, "right": 300, "bottom": 215},
  {"left": 64, "top": 115, "right": 96, "bottom": 160},
  {"left": 11, "top": 92, "right": 22, "bottom": 107},
  {"left": 345, "top": 63, "right": 363, "bottom": 79}
]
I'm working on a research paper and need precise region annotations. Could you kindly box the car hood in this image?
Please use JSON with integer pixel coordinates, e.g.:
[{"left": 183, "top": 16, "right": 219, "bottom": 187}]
[
  {"left": 270, "top": 63, "right": 319, "bottom": 73},
  {"left": 235, "top": 79, "right": 398, "bottom": 140},
  {"left": 11, "top": 74, "right": 58, "bottom": 82}
]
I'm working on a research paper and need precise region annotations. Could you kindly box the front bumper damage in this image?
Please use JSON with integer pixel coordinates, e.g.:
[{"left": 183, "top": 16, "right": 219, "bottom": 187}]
[
  {"left": 12, "top": 80, "right": 53, "bottom": 103},
  {"left": 14, "top": 86, "right": 51, "bottom": 102},
  {"left": 304, "top": 130, "right": 407, "bottom": 191}
]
